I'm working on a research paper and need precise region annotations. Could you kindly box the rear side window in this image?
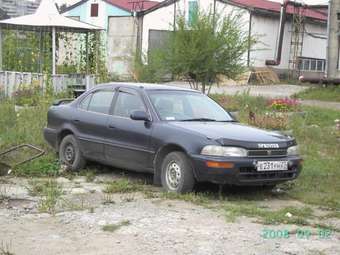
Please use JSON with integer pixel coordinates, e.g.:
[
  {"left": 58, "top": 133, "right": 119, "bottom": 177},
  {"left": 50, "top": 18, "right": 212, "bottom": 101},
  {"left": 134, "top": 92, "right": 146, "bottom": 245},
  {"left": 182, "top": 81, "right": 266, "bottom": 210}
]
[
  {"left": 79, "top": 94, "right": 92, "bottom": 110},
  {"left": 87, "top": 91, "right": 114, "bottom": 114},
  {"left": 113, "top": 92, "right": 146, "bottom": 118}
]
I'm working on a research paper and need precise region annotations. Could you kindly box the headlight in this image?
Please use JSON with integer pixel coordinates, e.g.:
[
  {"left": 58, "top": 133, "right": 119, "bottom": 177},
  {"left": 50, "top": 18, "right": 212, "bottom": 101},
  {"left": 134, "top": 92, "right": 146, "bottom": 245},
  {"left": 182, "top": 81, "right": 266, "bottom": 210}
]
[
  {"left": 287, "top": 145, "right": 299, "bottom": 156},
  {"left": 201, "top": 146, "right": 247, "bottom": 157}
]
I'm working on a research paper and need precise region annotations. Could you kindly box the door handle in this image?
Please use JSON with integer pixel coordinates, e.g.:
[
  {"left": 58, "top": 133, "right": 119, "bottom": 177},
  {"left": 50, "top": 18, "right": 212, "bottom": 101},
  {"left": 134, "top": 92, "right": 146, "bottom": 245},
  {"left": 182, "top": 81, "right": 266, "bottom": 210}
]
[
  {"left": 108, "top": 125, "right": 116, "bottom": 129},
  {"left": 73, "top": 119, "right": 80, "bottom": 123}
]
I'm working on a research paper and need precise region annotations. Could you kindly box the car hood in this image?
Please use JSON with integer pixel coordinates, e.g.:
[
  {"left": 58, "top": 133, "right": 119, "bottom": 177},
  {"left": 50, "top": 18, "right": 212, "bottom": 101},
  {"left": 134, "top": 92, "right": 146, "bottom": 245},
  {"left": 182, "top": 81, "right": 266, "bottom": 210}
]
[{"left": 170, "top": 122, "right": 295, "bottom": 149}]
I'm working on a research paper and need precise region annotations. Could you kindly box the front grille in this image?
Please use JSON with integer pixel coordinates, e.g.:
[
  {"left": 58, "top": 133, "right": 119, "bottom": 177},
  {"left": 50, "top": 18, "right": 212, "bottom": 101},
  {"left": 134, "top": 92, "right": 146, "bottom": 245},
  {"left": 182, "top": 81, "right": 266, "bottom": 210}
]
[
  {"left": 247, "top": 149, "right": 287, "bottom": 157},
  {"left": 239, "top": 167, "right": 296, "bottom": 181}
]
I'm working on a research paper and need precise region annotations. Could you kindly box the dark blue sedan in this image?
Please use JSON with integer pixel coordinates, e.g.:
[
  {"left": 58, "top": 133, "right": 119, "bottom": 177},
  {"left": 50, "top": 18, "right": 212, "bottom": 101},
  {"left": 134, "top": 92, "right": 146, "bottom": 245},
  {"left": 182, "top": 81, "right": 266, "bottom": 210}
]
[{"left": 44, "top": 83, "right": 302, "bottom": 193}]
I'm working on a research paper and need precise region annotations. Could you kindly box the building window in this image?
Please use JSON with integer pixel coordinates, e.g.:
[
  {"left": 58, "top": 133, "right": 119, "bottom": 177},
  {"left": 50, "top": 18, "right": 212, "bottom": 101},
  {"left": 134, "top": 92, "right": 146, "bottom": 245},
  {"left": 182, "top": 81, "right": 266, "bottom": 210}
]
[
  {"left": 188, "top": 0, "right": 198, "bottom": 26},
  {"left": 91, "top": 3, "right": 99, "bottom": 17},
  {"left": 298, "top": 57, "right": 325, "bottom": 72}
]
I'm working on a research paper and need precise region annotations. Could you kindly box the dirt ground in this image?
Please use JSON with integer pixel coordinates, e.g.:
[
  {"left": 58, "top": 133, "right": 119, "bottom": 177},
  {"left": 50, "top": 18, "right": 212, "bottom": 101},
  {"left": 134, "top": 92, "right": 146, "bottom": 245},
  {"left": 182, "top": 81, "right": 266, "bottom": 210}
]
[{"left": 0, "top": 172, "right": 339, "bottom": 255}]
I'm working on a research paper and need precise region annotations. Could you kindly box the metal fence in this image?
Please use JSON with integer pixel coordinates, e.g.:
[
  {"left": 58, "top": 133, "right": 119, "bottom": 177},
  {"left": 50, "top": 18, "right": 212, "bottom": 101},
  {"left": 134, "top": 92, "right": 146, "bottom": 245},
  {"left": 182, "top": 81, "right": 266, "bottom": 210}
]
[{"left": 0, "top": 71, "right": 96, "bottom": 98}]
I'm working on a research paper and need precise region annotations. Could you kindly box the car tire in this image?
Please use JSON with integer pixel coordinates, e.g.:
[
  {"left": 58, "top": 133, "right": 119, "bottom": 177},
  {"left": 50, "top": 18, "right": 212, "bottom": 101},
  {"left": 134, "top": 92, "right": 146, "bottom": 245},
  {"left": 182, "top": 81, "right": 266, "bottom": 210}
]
[
  {"left": 59, "top": 135, "right": 86, "bottom": 171},
  {"left": 161, "top": 151, "right": 195, "bottom": 193}
]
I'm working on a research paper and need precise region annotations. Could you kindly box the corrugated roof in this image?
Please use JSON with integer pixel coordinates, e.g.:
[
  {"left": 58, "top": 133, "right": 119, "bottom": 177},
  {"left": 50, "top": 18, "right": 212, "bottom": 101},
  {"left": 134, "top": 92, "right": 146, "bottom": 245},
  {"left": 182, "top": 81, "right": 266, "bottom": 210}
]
[
  {"left": 104, "top": 0, "right": 159, "bottom": 12},
  {"left": 64, "top": 0, "right": 159, "bottom": 14},
  {"left": 230, "top": 0, "right": 327, "bottom": 21}
]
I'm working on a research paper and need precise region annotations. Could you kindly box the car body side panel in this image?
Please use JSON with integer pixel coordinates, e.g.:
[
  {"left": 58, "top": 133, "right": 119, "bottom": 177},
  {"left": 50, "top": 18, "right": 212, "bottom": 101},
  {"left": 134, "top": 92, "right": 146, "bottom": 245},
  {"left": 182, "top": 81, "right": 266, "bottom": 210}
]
[
  {"left": 105, "top": 116, "right": 154, "bottom": 172},
  {"left": 71, "top": 109, "right": 109, "bottom": 161}
]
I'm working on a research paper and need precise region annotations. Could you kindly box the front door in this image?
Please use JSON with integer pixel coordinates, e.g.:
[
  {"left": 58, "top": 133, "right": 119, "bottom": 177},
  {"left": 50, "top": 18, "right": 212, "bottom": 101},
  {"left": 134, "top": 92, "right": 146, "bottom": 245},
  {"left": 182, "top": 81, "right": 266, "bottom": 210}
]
[{"left": 105, "top": 88, "right": 153, "bottom": 172}]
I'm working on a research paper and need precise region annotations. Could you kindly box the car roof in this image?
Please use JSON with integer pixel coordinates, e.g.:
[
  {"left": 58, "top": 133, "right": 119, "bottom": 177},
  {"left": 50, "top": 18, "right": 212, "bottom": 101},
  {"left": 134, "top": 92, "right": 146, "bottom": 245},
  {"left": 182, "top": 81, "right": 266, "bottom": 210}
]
[{"left": 94, "top": 82, "right": 200, "bottom": 93}]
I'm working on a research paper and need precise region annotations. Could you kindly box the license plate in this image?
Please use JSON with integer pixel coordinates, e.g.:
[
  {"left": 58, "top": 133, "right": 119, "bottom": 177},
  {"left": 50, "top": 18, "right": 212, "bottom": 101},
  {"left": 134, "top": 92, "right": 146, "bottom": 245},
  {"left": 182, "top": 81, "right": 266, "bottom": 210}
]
[{"left": 257, "top": 161, "right": 288, "bottom": 171}]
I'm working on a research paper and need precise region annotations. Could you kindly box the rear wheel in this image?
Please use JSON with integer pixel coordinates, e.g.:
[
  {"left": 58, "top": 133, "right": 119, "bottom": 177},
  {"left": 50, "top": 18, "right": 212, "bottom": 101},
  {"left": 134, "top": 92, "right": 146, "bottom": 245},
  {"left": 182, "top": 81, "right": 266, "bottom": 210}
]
[
  {"left": 161, "top": 151, "right": 195, "bottom": 193},
  {"left": 59, "top": 135, "right": 86, "bottom": 171}
]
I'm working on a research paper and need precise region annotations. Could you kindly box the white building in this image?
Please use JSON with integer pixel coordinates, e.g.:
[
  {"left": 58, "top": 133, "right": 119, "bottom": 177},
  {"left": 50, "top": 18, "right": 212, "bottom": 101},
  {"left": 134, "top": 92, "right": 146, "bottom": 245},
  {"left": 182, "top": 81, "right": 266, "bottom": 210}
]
[{"left": 142, "top": 0, "right": 328, "bottom": 79}]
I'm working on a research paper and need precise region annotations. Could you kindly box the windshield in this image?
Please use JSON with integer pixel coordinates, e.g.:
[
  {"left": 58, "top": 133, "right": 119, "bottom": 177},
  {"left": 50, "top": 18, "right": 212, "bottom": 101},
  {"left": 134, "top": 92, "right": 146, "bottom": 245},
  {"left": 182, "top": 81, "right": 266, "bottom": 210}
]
[{"left": 148, "top": 91, "right": 233, "bottom": 122}]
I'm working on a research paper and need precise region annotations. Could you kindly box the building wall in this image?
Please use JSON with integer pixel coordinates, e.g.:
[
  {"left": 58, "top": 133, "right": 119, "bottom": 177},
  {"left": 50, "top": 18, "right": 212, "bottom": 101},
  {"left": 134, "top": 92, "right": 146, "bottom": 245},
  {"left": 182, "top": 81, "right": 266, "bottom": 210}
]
[
  {"left": 62, "top": 0, "right": 135, "bottom": 78},
  {"left": 142, "top": 0, "right": 249, "bottom": 57},
  {"left": 143, "top": 0, "right": 327, "bottom": 78},
  {"left": 107, "top": 16, "right": 138, "bottom": 78},
  {"left": 250, "top": 14, "right": 291, "bottom": 69},
  {"left": 64, "top": 0, "right": 130, "bottom": 30},
  {"left": 250, "top": 14, "right": 327, "bottom": 74}
]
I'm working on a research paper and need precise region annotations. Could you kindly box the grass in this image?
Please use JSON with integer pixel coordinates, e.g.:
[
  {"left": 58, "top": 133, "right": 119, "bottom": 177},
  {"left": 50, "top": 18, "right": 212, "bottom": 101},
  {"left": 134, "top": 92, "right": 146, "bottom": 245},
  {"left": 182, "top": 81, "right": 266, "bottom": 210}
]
[
  {"left": 102, "top": 193, "right": 116, "bottom": 205},
  {"left": 26, "top": 179, "right": 63, "bottom": 214},
  {"left": 212, "top": 93, "right": 340, "bottom": 210},
  {"left": 0, "top": 184, "right": 10, "bottom": 203},
  {"left": 0, "top": 242, "right": 14, "bottom": 255},
  {"left": 324, "top": 211, "right": 340, "bottom": 219},
  {"left": 76, "top": 168, "right": 97, "bottom": 182},
  {"left": 0, "top": 98, "right": 60, "bottom": 177},
  {"left": 224, "top": 202, "right": 313, "bottom": 225},
  {"left": 102, "top": 220, "right": 130, "bottom": 232},
  {"left": 160, "top": 192, "right": 213, "bottom": 206},
  {"left": 285, "top": 107, "right": 340, "bottom": 209},
  {"left": 103, "top": 179, "right": 145, "bottom": 194},
  {"left": 294, "top": 86, "right": 340, "bottom": 102},
  {"left": 60, "top": 195, "right": 91, "bottom": 212}
]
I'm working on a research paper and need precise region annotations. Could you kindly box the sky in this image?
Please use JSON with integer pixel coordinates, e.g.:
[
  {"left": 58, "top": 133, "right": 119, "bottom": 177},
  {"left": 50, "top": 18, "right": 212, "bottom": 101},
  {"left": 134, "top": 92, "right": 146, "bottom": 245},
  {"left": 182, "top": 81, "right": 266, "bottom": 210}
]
[{"left": 55, "top": 0, "right": 329, "bottom": 6}]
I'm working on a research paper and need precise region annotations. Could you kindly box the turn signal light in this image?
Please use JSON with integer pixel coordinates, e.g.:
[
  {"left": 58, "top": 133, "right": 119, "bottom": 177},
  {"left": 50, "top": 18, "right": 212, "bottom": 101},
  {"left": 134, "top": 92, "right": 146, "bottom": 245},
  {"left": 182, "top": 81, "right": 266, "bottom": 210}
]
[{"left": 206, "top": 161, "right": 234, "bottom": 169}]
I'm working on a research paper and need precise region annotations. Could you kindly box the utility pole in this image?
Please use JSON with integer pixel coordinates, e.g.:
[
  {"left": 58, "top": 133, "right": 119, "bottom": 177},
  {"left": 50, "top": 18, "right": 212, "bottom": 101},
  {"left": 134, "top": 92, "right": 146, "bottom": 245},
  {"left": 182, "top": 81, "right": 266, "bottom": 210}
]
[{"left": 326, "top": 0, "right": 340, "bottom": 79}]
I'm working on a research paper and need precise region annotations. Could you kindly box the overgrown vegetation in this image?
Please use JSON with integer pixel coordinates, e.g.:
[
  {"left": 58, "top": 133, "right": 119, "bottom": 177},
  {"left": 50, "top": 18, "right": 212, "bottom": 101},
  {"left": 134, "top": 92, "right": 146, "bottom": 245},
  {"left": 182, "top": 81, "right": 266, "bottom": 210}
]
[
  {"left": 160, "top": 192, "right": 212, "bottom": 206},
  {"left": 135, "top": 9, "right": 255, "bottom": 93},
  {"left": 2, "top": 29, "right": 111, "bottom": 83},
  {"left": 212, "top": 93, "right": 340, "bottom": 209},
  {"left": 294, "top": 86, "right": 340, "bottom": 102},
  {"left": 103, "top": 179, "right": 145, "bottom": 194},
  {"left": 0, "top": 97, "right": 60, "bottom": 177},
  {"left": 27, "top": 179, "right": 63, "bottom": 214},
  {"left": 224, "top": 202, "right": 313, "bottom": 225},
  {"left": 0, "top": 242, "right": 14, "bottom": 255}
]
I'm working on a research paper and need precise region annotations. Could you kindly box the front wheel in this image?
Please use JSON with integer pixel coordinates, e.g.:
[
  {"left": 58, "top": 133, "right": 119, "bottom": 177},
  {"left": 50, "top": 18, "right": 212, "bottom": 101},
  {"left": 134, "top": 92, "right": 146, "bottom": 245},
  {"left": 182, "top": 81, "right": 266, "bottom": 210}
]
[
  {"left": 59, "top": 135, "right": 86, "bottom": 171},
  {"left": 161, "top": 151, "right": 195, "bottom": 193}
]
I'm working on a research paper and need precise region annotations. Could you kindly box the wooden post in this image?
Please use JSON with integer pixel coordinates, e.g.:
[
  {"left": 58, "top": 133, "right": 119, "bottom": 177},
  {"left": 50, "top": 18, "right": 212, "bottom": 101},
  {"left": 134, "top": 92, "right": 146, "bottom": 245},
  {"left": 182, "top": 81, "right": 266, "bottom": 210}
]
[{"left": 52, "top": 27, "right": 56, "bottom": 75}]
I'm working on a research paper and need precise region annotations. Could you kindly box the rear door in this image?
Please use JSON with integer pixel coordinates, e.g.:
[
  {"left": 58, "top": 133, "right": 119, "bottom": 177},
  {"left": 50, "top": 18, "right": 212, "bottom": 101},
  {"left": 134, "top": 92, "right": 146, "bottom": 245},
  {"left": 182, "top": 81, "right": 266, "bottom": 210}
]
[
  {"left": 105, "top": 88, "right": 154, "bottom": 172},
  {"left": 73, "top": 89, "right": 115, "bottom": 161}
]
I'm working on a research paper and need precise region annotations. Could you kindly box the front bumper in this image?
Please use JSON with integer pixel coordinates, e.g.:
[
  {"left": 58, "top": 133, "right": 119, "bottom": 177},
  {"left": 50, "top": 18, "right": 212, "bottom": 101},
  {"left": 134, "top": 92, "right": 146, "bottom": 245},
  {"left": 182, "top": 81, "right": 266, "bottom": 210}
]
[{"left": 191, "top": 154, "right": 302, "bottom": 185}]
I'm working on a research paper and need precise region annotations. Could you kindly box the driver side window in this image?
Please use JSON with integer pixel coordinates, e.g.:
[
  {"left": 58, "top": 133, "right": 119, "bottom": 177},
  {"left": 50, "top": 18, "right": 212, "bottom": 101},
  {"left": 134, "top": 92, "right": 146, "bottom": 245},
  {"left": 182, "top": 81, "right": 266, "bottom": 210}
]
[{"left": 113, "top": 91, "right": 146, "bottom": 118}]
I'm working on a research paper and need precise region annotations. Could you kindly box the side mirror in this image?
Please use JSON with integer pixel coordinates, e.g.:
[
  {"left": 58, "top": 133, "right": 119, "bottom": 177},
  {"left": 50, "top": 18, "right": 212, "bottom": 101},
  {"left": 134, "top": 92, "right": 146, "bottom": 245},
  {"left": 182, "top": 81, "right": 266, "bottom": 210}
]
[{"left": 130, "top": 110, "right": 150, "bottom": 121}]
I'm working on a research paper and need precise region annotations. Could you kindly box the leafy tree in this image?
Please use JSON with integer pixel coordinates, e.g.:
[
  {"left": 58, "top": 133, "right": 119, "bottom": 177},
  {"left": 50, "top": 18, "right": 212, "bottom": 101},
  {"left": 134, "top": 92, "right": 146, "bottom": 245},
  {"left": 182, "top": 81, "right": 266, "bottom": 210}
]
[{"left": 157, "top": 9, "right": 255, "bottom": 94}]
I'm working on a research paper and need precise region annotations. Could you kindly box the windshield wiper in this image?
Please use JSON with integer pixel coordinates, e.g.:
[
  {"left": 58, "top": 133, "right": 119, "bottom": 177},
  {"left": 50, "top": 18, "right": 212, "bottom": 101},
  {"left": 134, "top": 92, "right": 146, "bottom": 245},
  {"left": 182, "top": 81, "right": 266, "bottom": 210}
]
[{"left": 181, "top": 118, "right": 217, "bottom": 122}]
